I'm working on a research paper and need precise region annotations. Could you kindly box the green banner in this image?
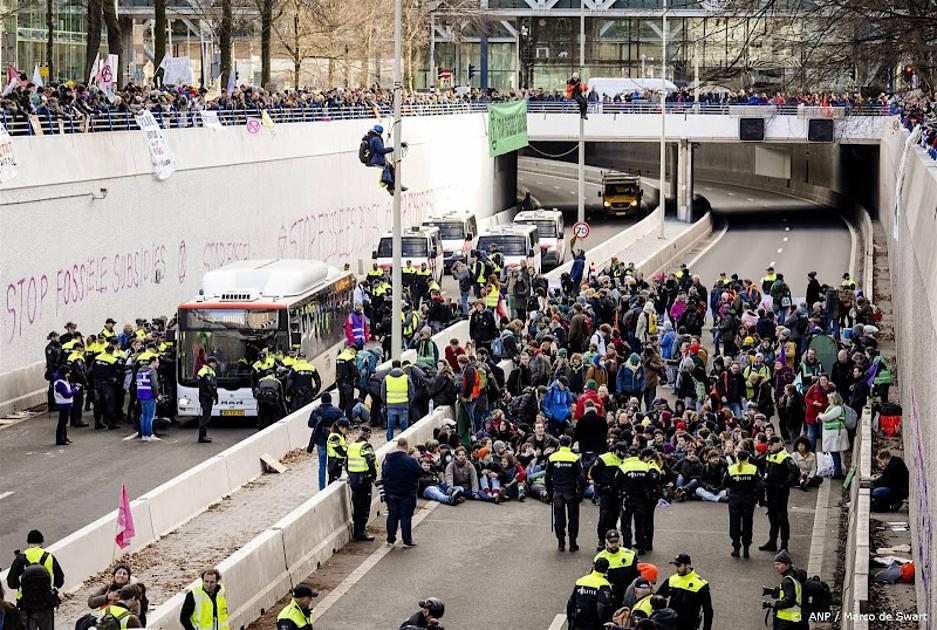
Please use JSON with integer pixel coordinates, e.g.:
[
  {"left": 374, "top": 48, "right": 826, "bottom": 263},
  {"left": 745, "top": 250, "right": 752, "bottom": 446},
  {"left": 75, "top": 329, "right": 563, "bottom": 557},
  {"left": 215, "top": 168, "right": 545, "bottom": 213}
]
[{"left": 488, "top": 100, "right": 529, "bottom": 157}]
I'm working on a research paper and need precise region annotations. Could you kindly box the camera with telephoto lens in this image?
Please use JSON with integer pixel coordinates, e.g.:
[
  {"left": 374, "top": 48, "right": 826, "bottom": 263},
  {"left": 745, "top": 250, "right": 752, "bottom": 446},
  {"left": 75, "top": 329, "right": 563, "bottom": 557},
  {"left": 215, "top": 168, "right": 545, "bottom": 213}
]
[
  {"left": 761, "top": 601, "right": 773, "bottom": 609},
  {"left": 762, "top": 586, "right": 779, "bottom": 598}
]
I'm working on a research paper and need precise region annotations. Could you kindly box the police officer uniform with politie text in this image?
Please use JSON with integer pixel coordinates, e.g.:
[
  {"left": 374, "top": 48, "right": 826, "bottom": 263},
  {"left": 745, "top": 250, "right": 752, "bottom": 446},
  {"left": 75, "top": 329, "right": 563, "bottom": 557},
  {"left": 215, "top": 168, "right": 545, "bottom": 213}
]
[
  {"left": 657, "top": 553, "right": 714, "bottom": 630},
  {"left": 327, "top": 418, "right": 351, "bottom": 484},
  {"left": 346, "top": 424, "right": 377, "bottom": 541},
  {"left": 197, "top": 356, "right": 219, "bottom": 443},
  {"left": 593, "top": 528, "right": 638, "bottom": 611},
  {"left": 546, "top": 434, "right": 586, "bottom": 552},
  {"left": 760, "top": 436, "right": 799, "bottom": 553},
  {"left": 566, "top": 557, "right": 613, "bottom": 630}
]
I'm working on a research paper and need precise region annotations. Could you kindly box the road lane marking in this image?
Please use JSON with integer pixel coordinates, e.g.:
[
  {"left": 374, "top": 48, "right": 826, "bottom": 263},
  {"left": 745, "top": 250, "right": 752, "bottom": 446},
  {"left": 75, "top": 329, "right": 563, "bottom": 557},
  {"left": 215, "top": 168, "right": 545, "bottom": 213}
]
[
  {"left": 747, "top": 197, "right": 754, "bottom": 202},
  {"left": 783, "top": 237, "right": 789, "bottom": 242},
  {"left": 777, "top": 248, "right": 783, "bottom": 253},
  {"left": 553, "top": 185, "right": 561, "bottom": 189},
  {"left": 687, "top": 220, "right": 730, "bottom": 268},
  {"left": 313, "top": 501, "right": 441, "bottom": 619},
  {"left": 0, "top": 491, "right": 14, "bottom": 501},
  {"left": 727, "top": 192, "right": 735, "bottom": 196},
  {"left": 548, "top": 613, "right": 567, "bottom": 630},
  {"left": 785, "top": 226, "right": 791, "bottom": 232},
  {"left": 769, "top": 260, "right": 776, "bottom": 267},
  {"left": 122, "top": 433, "right": 139, "bottom": 441}
]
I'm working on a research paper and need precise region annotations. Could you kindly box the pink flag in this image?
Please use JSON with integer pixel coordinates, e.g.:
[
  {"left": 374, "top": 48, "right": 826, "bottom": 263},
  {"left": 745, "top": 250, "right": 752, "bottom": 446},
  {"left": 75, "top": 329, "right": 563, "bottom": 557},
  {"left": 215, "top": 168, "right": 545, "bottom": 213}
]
[{"left": 115, "top": 485, "right": 136, "bottom": 550}]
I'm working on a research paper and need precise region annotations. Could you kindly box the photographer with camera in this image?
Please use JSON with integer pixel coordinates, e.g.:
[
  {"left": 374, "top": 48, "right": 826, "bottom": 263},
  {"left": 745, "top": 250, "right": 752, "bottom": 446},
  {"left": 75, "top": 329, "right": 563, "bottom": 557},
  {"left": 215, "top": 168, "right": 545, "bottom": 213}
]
[
  {"left": 761, "top": 550, "right": 808, "bottom": 629},
  {"left": 5, "top": 530, "right": 64, "bottom": 630}
]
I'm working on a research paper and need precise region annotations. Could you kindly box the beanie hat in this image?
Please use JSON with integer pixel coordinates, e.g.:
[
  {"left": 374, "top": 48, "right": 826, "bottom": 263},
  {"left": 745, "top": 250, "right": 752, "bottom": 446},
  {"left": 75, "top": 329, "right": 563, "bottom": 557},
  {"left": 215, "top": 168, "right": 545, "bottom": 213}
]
[
  {"left": 638, "top": 562, "right": 659, "bottom": 582},
  {"left": 774, "top": 550, "right": 793, "bottom": 565},
  {"left": 27, "top": 529, "right": 44, "bottom": 544},
  {"left": 586, "top": 379, "right": 598, "bottom": 391},
  {"left": 755, "top": 443, "right": 769, "bottom": 454},
  {"left": 321, "top": 392, "right": 332, "bottom": 404}
]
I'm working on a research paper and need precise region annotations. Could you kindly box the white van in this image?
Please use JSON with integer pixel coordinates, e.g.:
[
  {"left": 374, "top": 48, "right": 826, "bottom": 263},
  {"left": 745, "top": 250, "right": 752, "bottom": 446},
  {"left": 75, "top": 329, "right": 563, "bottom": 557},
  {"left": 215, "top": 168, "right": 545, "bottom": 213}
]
[
  {"left": 420, "top": 211, "right": 478, "bottom": 272},
  {"left": 373, "top": 226, "right": 444, "bottom": 285},
  {"left": 513, "top": 208, "right": 566, "bottom": 267},
  {"left": 476, "top": 224, "right": 542, "bottom": 275}
]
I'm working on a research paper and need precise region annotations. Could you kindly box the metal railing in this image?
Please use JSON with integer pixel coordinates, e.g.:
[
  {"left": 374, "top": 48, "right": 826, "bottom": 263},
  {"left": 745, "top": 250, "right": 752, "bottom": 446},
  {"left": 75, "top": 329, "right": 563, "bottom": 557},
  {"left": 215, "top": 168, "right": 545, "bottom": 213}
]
[{"left": 0, "top": 99, "right": 887, "bottom": 137}]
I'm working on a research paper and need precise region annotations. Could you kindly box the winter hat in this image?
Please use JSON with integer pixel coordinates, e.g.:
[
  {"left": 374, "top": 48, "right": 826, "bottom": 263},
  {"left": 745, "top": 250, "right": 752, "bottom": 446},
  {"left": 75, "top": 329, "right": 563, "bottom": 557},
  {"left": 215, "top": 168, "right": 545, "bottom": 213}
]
[
  {"left": 629, "top": 352, "right": 641, "bottom": 363},
  {"left": 27, "top": 530, "right": 44, "bottom": 544},
  {"left": 493, "top": 440, "right": 506, "bottom": 452},
  {"left": 321, "top": 392, "right": 332, "bottom": 404},
  {"left": 663, "top": 321, "right": 673, "bottom": 331},
  {"left": 586, "top": 379, "right": 598, "bottom": 391},
  {"left": 675, "top": 421, "right": 686, "bottom": 431},
  {"left": 774, "top": 550, "right": 793, "bottom": 565},
  {"left": 755, "top": 443, "right": 769, "bottom": 454},
  {"left": 638, "top": 563, "right": 659, "bottom": 582},
  {"left": 558, "top": 348, "right": 568, "bottom": 358}
]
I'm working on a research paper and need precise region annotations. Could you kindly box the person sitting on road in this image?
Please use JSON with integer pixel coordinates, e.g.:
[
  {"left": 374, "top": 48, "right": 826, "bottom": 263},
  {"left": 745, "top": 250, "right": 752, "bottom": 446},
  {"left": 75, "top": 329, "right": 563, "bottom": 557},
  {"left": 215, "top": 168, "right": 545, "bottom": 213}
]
[{"left": 87, "top": 564, "right": 149, "bottom": 625}]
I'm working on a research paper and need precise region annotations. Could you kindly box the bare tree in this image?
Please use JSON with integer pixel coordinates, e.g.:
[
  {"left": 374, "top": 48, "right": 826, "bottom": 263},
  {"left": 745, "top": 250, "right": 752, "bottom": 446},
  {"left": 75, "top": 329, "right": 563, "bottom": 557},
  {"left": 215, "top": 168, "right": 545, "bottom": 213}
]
[
  {"left": 45, "top": 0, "right": 53, "bottom": 82},
  {"left": 154, "top": 0, "right": 167, "bottom": 84},
  {"left": 84, "top": 0, "right": 102, "bottom": 79},
  {"left": 219, "top": 0, "right": 233, "bottom": 88}
]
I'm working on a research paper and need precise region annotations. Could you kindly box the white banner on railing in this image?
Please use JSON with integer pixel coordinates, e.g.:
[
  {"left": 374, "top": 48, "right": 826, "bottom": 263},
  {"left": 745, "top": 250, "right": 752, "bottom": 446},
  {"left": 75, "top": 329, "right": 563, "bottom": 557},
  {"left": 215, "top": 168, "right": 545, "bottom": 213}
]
[
  {"left": 201, "top": 110, "right": 223, "bottom": 131},
  {"left": 0, "top": 126, "right": 16, "bottom": 183},
  {"left": 134, "top": 109, "right": 176, "bottom": 181},
  {"left": 162, "top": 56, "right": 194, "bottom": 87}
]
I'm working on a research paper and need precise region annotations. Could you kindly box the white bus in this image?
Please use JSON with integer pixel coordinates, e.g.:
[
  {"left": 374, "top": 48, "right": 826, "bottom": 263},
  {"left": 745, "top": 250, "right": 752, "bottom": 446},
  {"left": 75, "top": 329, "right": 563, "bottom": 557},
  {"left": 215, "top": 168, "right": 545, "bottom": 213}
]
[
  {"left": 373, "top": 226, "right": 445, "bottom": 285},
  {"left": 476, "top": 224, "right": 542, "bottom": 275},
  {"left": 175, "top": 259, "right": 354, "bottom": 421},
  {"left": 513, "top": 208, "right": 566, "bottom": 267}
]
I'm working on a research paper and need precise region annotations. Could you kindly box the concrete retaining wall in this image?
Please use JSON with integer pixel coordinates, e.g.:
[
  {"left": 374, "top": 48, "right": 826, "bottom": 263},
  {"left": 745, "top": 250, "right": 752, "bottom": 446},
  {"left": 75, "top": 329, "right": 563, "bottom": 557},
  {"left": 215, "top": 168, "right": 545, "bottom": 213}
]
[
  {"left": 841, "top": 407, "right": 873, "bottom": 630},
  {"left": 0, "top": 114, "right": 512, "bottom": 415},
  {"left": 877, "top": 120, "right": 937, "bottom": 622}
]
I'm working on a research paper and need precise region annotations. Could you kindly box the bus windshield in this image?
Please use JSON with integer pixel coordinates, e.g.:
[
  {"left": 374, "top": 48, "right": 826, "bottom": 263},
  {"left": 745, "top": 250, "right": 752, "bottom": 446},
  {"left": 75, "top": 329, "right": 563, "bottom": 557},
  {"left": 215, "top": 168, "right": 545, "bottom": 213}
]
[
  {"left": 177, "top": 308, "right": 288, "bottom": 386},
  {"left": 516, "top": 220, "right": 559, "bottom": 238},
  {"left": 477, "top": 235, "right": 528, "bottom": 256},
  {"left": 422, "top": 222, "right": 465, "bottom": 240},
  {"left": 377, "top": 237, "right": 429, "bottom": 258}
]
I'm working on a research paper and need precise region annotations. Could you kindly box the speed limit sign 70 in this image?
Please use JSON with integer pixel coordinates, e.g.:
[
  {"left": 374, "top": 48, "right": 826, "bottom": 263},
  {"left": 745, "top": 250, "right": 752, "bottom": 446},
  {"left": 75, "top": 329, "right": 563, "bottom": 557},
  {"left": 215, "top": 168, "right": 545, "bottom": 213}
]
[{"left": 572, "top": 221, "right": 591, "bottom": 240}]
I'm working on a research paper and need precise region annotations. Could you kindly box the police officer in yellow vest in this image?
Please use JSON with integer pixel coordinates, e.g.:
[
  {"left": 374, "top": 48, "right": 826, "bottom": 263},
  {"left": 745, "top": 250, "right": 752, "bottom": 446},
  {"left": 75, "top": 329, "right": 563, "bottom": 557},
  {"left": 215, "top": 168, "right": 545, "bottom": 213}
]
[
  {"left": 614, "top": 448, "right": 651, "bottom": 554},
  {"left": 762, "top": 550, "right": 807, "bottom": 630},
  {"left": 275, "top": 584, "right": 318, "bottom": 630},
  {"left": 180, "top": 569, "right": 228, "bottom": 630},
  {"left": 92, "top": 343, "right": 121, "bottom": 430},
  {"left": 366, "top": 263, "right": 385, "bottom": 283},
  {"left": 401, "top": 304, "right": 420, "bottom": 348},
  {"left": 6, "top": 530, "right": 64, "bottom": 630},
  {"left": 470, "top": 252, "right": 490, "bottom": 297},
  {"left": 251, "top": 350, "right": 277, "bottom": 391},
  {"left": 402, "top": 260, "right": 417, "bottom": 292},
  {"left": 588, "top": 441, "right": 627, "bottom": 550},
  {"left": 761, "top": 266, "right": 778, "bottom": 295},
  {"left": 657, "top": 553, "right": 714, "bottom": 630},
  {"left": 197, "top": 357, "right": 219, "bottom": 443},
  {"left": 346, "top": 425, "right": 378, "bottom": 541},
  {"left": 383, "top": 360, "right": 413, "bottom": 442},
  {"left": 723, "top": 449, "right": 763, "bottom": 558},
  {"left": 414, "top": 263, "right": 432, "bottom": 305},
  {"left": 545, "top": 435, "right": 586, "bottom": 552},
  {"left": 100, "top": 317, "right": 118, "bottom": 341},
  {"left": 326, "top": 418, "right": 351, "bottom": 484},
  {"left": 594, "top": 529, "right": 639, "bottom": 610},
  {"left": 566, "top": 556, "right": 613, "bottom": 630},
  {"left": 286, "top": 354, "right": 322, "bottom": 412},
  {"left": 759, "top": 436, "right": 798, "bottom": 553}
]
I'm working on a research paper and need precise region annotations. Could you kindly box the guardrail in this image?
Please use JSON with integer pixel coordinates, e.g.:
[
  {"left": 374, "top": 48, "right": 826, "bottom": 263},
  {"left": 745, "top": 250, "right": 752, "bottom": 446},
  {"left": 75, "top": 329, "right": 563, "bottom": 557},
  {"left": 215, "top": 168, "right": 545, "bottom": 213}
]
[
  {"left": 842, "top": 405, "right": 873, "bottom": 630},
  {"left": 1, "top": 101, "right": 885, "bottom": 136}
]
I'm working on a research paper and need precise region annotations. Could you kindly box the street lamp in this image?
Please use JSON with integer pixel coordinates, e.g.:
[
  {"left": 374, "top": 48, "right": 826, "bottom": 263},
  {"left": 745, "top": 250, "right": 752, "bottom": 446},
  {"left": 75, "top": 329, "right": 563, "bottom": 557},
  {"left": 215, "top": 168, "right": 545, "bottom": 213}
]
[
  {"left": 391, "top": 0, "right": 403, "bottom": 360},
  {"left": 577, "top": 0, "right": 586, "bottom": 226},
  {"left": 658, "top": 0, "right": 667, "bottom": 239}
]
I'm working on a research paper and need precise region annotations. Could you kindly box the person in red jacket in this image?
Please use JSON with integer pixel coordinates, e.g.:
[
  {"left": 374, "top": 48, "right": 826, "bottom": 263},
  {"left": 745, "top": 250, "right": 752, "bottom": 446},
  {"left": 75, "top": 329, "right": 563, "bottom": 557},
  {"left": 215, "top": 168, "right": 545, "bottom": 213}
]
[
  {"left": 344, "top": 303, "right": 371, "bottom": 348},
  {"left": 574, "top": 379, "right": 605, "bottom": 420},
  {"left": 804, "top": 374, "right": 832, "bottom": 451}
]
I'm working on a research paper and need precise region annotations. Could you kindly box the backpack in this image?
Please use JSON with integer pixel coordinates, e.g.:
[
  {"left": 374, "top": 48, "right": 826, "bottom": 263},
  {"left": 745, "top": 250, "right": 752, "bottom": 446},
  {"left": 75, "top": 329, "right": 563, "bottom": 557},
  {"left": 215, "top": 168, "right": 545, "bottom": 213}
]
[
  {"left": 801, "top": 576, "right": 832, "bottom": 615},
  {"left": 491, "top": 335, "right": 505, "bottom": 360},
  {"left": 648, "top": 312, "right": 658, "bottom": 335},
  {"left": 75, "top": 613, "right": 98, "bottom": 630},
  {"left": 476, "top": 366, "right": 489, "bottom": 394},
  {"left": 256, "top": 382, "right": 280, "bottom": 402},
  {"left": 19, "top": 553, "right": 54, "bottom": 611},
  {"left": 358, "top": 134, "right": 373, "bottom": 164},
  {"left": 96, "top": 607, "right": 132, "bottom": 630},
  {"left": 843, "top": 405, "right": 858, "bottom": 431}
]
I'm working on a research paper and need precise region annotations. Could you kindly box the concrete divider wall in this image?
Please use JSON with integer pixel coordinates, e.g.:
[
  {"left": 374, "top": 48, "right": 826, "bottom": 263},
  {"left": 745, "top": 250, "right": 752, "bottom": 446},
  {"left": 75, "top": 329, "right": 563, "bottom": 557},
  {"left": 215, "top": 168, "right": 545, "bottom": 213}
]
[
  {"left": 0, "top": 113, "right": 512, "bottom": 415},
  {"left": 877, "top": 120, "right": 937, "bottom": 622},
  {"left": 841, "top": 407, "right": 872, "bottom": 630}
]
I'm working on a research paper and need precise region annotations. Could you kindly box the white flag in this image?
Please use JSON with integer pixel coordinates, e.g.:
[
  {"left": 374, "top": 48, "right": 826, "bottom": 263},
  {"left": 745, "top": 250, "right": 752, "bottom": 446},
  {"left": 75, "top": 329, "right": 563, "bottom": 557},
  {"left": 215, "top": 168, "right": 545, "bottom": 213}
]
[
  {"left": 88, "top": 53, "right": 100, "bottom": 85},
  {"left": 32, "top": 64, "right": 43, "bottom": 88},
  {"left": 200, "top": 110, "right": 223, "bottom": 131},
  {"left": 96, "top": 54, "right": 118, "bottom": 103}
]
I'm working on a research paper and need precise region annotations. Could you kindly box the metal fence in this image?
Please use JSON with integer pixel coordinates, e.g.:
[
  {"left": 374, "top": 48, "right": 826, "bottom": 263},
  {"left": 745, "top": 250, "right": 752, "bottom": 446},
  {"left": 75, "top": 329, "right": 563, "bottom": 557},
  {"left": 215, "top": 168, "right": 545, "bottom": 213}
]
[{"left": 0, "top": 100, "right": 887, "bottom": 137}]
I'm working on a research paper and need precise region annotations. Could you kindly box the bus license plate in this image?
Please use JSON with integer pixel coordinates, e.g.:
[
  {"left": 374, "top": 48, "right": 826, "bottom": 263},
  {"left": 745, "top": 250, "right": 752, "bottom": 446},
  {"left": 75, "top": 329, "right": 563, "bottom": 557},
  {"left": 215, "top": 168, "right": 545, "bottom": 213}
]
[{"left": 221, "top": 409, "right": 245, "bottom": 417}]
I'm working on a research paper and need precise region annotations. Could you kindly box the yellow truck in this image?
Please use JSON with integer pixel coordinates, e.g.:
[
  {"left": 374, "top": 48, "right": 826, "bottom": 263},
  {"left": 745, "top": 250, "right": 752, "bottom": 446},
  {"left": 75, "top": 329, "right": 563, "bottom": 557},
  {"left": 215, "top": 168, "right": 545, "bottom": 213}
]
[{"left": 599, "top": 172, "right": 644, "bottom": 218}]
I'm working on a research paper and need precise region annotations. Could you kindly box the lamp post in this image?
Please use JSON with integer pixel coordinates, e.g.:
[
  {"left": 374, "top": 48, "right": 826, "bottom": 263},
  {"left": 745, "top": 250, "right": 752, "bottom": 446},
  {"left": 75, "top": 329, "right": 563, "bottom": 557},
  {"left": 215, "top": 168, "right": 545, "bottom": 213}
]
[
  {"left": 577, "top": 0, "right": 585, "bottom": 225},
  {"left": 390, "top": 0, "right": 403, "bottom": 360},
  {"left": 658, "top": 0, "right": 667, "bottom": 239}
]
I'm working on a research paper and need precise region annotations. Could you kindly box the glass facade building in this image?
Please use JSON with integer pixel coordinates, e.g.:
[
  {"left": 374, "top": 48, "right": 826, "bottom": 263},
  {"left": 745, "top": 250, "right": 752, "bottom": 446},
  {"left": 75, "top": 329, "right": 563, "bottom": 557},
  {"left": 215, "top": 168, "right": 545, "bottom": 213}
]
[{"left": 425, "top": 0, "right": 852, "bottom": 93}]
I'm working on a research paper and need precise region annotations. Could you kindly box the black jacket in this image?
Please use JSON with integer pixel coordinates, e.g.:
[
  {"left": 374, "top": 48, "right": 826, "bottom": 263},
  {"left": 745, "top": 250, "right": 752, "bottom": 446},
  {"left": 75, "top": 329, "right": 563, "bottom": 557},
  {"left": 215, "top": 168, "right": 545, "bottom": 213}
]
[
  {"left": 6, "top": 548, "right": 65, "bottom": 592},
  {"left": 657, "top": 571, "right": 714, "bottom": 630},
  {"left": 574, "top": 410, "right": 608, "bottom": 454},
  {"left": 874, "top": 456, "right": 910, "bottom": 501},
  {"left": 381, "top": 450, "right": 423, "bottom": 497}
]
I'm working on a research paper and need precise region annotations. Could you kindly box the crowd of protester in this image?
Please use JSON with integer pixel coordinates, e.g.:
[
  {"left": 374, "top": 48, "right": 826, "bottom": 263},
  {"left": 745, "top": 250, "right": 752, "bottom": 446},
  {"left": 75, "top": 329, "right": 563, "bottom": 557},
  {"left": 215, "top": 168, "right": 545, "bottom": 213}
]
[{"left": 894, "top": 88, "right": 937, "bottom": 161}]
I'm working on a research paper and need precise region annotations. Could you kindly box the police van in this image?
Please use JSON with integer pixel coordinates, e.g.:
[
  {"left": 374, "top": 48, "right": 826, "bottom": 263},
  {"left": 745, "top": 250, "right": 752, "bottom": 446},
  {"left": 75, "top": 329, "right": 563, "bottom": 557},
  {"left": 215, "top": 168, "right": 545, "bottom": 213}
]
[
  {"left": 476, "top": 224, "right": 542, "bottom": 275},
  {"left": 420, "top": 211, "right": 478, "bottom": 272},
  {"left": 513, "top": 208, "right": 566, "bottom": 267},
  {"left": 373, "top": 226, "right": 444, "bottom": 285}
]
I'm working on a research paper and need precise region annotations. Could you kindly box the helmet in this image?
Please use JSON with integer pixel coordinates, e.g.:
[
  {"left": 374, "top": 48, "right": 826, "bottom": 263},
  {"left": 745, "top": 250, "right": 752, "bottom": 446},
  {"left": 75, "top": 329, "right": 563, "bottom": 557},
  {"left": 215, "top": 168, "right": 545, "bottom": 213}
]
[
  {"left": 373, "top": 124, "right": 384, "bottom": 133},
  {"left": 419, "top": 597, "right": 445, "bottom": 618}
]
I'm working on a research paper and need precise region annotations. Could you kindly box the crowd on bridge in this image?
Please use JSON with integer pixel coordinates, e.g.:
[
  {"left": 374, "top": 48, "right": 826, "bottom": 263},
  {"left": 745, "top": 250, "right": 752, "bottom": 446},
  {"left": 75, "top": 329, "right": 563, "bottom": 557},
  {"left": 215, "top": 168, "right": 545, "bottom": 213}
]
[{"left": 894, "top": 89, "right": 937, "bottom": 161}]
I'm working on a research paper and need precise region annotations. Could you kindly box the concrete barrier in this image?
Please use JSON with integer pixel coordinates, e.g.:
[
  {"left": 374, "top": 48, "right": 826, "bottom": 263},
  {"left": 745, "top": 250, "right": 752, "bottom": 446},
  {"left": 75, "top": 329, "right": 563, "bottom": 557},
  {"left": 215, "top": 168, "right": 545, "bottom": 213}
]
[
  {"left": 639, "top": 212, "right": 714, "bottom": 277},
  {"left": 841, "top": 406, "right": 873, "bottom": 630},
  {"left": 141, "top": 455, "right": 233, "bottom": 538},
  {"left": 221, "top": 422, "right": 293, "bottom": 490}
]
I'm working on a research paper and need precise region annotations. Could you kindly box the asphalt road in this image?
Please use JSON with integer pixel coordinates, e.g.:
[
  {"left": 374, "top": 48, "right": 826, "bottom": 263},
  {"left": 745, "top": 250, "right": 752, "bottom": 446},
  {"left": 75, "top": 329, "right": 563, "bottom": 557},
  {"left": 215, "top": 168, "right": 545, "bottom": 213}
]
[
  {"left": 0, "top": 417, "right": 256, "bottom": 564},
  {"left": 313, "top": 170, "right": 852, "bottom": 629}
]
